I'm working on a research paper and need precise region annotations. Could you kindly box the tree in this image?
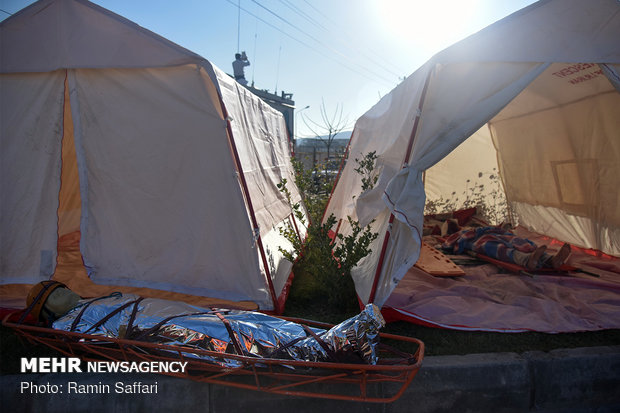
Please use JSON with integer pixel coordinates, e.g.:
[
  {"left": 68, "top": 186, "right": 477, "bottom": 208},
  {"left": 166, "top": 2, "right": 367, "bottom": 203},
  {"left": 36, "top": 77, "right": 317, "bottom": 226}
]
[{"left": 302, "top": 99, "right": 350, "bottom": 166}]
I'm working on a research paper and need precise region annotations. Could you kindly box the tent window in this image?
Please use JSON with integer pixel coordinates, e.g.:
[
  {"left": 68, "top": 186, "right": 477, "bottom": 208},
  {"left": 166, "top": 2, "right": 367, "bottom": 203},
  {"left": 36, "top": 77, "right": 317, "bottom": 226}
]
[{"left": 551, "top": 159, "right": 598, "bottom": 215}]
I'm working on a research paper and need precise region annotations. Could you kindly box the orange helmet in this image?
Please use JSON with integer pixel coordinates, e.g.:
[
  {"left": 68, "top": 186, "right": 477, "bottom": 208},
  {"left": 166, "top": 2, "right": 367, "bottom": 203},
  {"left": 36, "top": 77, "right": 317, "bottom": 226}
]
[{"left": 26, "top": 280, "right": 67, "bottom": 321}]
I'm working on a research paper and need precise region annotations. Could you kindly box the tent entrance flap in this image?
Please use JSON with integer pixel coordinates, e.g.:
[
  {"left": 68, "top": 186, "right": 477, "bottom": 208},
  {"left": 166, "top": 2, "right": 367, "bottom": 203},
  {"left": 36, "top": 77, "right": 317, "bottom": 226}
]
[
  {"left": 65, "top": 65, "right": 272, "bottom": 307},
  {"left": 0, "top": 71, "right": 66, "bottom": 285},
  {"left": 368, "top": 65, "right": 434, "bottom": 305}
]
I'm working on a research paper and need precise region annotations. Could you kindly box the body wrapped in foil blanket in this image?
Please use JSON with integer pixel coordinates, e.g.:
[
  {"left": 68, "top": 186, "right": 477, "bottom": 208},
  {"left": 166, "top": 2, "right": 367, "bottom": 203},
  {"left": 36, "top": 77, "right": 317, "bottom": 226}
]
[{"left": 28, "top": 282, "right": 385, "bottom": 367}]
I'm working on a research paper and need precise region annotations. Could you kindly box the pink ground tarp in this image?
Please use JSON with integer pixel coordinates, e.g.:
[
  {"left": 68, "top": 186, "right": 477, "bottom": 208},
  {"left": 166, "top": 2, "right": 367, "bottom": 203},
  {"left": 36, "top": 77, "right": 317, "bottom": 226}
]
[{"left": 383, "top": 228, "right": 620, "bottom": 333}]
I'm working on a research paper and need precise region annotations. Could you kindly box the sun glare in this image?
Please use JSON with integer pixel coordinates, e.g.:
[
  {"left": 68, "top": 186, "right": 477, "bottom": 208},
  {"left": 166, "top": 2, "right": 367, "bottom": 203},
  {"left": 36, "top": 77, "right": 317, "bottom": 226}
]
[{"left": 375, "top": 0, "right": 479, "bottom": 55}]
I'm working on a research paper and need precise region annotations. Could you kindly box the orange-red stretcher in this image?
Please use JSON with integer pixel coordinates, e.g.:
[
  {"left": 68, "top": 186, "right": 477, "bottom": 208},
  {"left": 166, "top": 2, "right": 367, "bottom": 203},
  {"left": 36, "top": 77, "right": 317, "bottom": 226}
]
[{"left": 3, "top": 311, "right": 424, "bottom": 403}]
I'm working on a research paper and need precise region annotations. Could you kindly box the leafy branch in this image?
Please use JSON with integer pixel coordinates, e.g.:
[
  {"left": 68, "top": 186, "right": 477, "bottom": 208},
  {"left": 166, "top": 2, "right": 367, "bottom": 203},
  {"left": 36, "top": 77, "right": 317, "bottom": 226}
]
[
  {"left": 278, "top": 152, "right": 380, "bottom": 314},
  {"left": 354, "top": 151, "right": 379, "bottom": 192}
]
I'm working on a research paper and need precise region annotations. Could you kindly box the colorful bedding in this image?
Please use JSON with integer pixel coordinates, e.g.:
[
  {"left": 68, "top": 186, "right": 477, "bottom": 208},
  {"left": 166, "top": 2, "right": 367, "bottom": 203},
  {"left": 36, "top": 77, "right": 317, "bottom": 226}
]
[{"left": 384, "top": 226, "right": 620, "bottom": 332}]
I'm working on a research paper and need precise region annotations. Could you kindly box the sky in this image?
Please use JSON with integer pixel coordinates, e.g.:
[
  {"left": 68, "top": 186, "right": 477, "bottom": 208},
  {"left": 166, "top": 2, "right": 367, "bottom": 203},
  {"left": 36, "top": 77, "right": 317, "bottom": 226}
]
[{"left": 0, "top": 0, "right": 537, "bottom": 138}]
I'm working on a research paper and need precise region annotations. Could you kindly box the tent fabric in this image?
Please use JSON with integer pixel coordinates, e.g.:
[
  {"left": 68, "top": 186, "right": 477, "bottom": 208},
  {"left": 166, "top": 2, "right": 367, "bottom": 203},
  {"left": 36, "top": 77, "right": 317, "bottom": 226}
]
[
  {"left": 1, "top": 71, "right": 65, "bottom": 283},
  {"left": 601, "top": 64, "right": 620, "bottom": 91},
  {"left": 423, "top": 126, "right": 500, "bottom": 209},
  {"left": 384, "top": 228, "right": 620, "bottom": 333},
  {"left": 211, "top": 65, "right": 306, "bottom": 302},
  {"left": 213, "top": 66, "right": 303, "bottom": 238},
  {"left": 0, "top": 232, "right": 260, "bottom": 312},
  {"left": 66, "top": 65, "right": 268, "bottom": 304},
  {"left": 424, "top": 62, "right": 620, "bottom": 254},
  {"left": 1, "top": 0, "right": 304, "bottom": 311},
  {"left": 0, "top": 0, "right": 202, "bottom": 73},
  {"left": 489, "top": 62, "right": 620, "bottom": 255},
  {"left": 324, "top": 0, "right": 620, "bottom": 310}
]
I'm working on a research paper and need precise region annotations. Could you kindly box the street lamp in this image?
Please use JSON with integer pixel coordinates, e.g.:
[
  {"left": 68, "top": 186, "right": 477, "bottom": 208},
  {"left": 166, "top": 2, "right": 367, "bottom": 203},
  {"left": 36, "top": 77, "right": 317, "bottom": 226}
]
[{"left": 294, "top": 105, "right": 310, "bottom": 145}]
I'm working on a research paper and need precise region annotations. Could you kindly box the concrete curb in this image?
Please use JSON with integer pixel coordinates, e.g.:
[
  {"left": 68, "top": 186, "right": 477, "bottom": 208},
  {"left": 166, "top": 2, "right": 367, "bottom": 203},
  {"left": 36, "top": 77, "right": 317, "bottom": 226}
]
[{"left": 2, "top": 346, "right": 619, "bottom": 412}]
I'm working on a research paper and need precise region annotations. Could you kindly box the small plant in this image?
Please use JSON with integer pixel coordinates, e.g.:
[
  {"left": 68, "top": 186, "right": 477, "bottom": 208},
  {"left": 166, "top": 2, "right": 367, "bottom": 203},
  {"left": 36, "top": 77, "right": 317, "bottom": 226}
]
[
  {"left": 354, "top": 151, "right": 379, "bottom": 191},
  {"left": 275, "top": 178, "right": 306, "bottom": 263},
  {"left": 279, "top": 152, "right": 379, "bottom": 317},
  {"left": 332, "top": 215, "right": 378, "bottom": 278},
  {"left": 289, "top": 157, "right": 334, "bottom": 225}
]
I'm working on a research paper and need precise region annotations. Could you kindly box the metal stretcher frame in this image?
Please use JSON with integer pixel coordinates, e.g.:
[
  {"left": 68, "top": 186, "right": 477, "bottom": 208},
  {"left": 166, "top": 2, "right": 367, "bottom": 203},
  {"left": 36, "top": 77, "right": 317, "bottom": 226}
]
[{"left": 3, "top": 313, "right": 424, "bottom": 403}]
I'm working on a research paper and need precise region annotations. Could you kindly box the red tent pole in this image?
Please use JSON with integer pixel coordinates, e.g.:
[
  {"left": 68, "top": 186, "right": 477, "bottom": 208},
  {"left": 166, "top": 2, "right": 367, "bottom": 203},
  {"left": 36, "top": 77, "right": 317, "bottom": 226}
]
[
  {"left": 368, "top": 66, "right": 434, "bottom": 304},
  {"left": 218, "top": 100, "right": 280, "bottom": 313}
]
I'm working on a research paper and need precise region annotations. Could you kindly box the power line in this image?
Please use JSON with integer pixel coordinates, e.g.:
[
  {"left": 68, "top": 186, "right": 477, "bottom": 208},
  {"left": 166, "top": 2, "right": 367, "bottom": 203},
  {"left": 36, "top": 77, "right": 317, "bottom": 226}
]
[
  {"left": 224, "top": 0, "right": 397, "bottom": 87},
  {"left": 286, "top": 1, "right": 400, "bottom": 77},
  {"left": 278, "top": 0, "right": 326, "bottom": 31},
  {"left": 302, "top": 0, "right": 328, "bottom": 21},
  {"left": 224, "top": 0, "right": 324, "bottom": 57},
  {"left": 299, "top": 0, "right": 407, "bottom": 77},
  {"left": 259, "top": 0, "right": 407, "bottom": 81},
  {"left": 281, "top": 0, "right": 406, "bottom": 80},
  {"left": 241, "top": 0, "right": 398, "bottom": 85},
  {"left": 247, "top": 0, "right": 397, "bottom": 85}
]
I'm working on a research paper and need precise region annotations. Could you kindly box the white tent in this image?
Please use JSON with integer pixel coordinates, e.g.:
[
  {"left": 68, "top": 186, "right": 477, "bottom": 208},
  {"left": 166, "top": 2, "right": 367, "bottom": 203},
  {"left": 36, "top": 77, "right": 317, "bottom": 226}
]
[
  {"left": 0, "top": 0, "right": 306, "bottom": 312},
  {"left": 325, "top": 0, "right": 620, "bottom": 307}
]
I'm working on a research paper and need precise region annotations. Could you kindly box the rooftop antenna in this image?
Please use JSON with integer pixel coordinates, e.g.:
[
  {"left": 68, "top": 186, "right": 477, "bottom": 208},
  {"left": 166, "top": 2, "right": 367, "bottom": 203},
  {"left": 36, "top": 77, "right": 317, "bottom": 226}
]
[
  {"left": 236, "top": 0, "right": 241, "bottom": 53},
  {"left": 275, "top": 44, "right": 282, "bottom": 94},
  {"left": 251, "top": 20, "right": 258, "bottom": 86}
]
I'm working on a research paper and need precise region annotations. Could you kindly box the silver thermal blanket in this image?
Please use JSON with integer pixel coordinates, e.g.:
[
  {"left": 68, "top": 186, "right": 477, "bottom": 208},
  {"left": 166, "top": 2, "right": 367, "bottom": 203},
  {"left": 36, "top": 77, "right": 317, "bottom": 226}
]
[{"left": 52, "top": 293, "right": 386, "bottom": 366}]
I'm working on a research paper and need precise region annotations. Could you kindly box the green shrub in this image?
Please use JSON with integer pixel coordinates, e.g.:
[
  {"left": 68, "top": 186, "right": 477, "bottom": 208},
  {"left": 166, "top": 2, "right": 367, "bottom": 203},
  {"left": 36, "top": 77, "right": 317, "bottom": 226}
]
[{"left": 279, "top": 152, "right": 379, "bottom": 317}]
